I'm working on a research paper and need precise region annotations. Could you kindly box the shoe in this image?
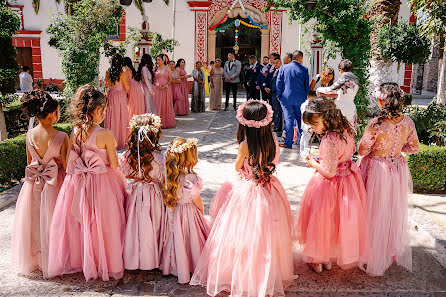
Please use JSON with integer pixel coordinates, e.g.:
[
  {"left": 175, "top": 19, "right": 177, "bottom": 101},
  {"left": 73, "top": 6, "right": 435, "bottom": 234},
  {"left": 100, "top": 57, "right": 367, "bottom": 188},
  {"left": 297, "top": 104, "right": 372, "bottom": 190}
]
[
  {"left": 279, "top": 143, "right": 292, "bottom": 149},
  {"left": 323, "top": 262, "right": 332, "bottom": 271},
  {"left": 309, "top": 263, "right": 323, "bottom": 273},
  {"left": 233, "top": 106, "right": 237, "bottom": 111},
  {"left": 224, "top": 106, "right": 229, "bottom": 111}
]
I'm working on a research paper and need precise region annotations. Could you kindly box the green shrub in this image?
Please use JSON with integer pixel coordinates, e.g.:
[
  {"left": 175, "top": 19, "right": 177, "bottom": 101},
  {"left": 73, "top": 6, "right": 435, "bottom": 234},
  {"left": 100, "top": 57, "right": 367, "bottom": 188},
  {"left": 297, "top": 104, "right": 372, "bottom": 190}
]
[
  {"left": 407, "top": 144, "right": 446, "bottom": 193},
  {"left": 405, "top": 101, "right": 446, "bottom": 145},
  {"left": 404, "top": 93, "right": 413, "bottom": 106},
  {"left": 0, "top": 123, "right": 73, "bottom": 187}
]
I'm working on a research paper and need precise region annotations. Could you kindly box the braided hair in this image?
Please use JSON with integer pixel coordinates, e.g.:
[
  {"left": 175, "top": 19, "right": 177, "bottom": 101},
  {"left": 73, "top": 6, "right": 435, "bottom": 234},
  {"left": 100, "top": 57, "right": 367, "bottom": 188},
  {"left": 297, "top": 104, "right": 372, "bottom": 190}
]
[
  {"left": 374, "top": 82, "right": 405, "bottom": 127},
  {"left": 21, "top": 90, "right": 59, "bottom": 120}
]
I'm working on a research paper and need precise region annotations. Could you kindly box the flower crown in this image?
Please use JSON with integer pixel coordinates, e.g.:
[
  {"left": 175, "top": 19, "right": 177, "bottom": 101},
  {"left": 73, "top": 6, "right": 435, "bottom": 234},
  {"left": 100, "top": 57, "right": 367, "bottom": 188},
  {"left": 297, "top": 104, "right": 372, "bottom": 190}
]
[
  {"left": 236, "top": 99, "right": 273, "bottom": 128},
  {"left": 168, "top": 138, "right": 198, "bottom": 154},
  {"left": 129, "top": 113, "right": 162, "bottom": 133},
  {"left": 373, "top": 86, "right": 404, "bottom": 101}
]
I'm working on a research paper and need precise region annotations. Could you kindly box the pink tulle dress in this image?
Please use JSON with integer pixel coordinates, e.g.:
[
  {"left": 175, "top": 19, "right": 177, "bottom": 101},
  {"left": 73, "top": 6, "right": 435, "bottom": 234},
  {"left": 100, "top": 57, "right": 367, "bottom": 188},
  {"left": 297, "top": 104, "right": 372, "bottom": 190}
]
[
  {"left": 120, "top": 151, "right": 166, "bottom": 270},
  {"left": 12, "top": 130, "right": 67, "bottom": 278},
  {"left": 358, "top": 116, "right": 419, "bottom": 276},
  {"left": 153, "top": 67, "right": 176, "bottom": 129},
  {"left": 126, "top": 72, "right": 145, "bottom": 122},
  {"left": 174, "top": 68, "right": 190, "bottom": 116},
  {"left": 160, "top": 174, "right": 210, "bottom": 284},
  {"left": 295, "top": 132, "right": 369, "bottom": 269},
  {"left": 48, "top": 126, "right": 127, "bottom": 281},
  {"left": 105, "top": 81, "right": 129, "bottom": 149},
  {"left": 190, "top": 140, "right": 294, "bottom": 297}
]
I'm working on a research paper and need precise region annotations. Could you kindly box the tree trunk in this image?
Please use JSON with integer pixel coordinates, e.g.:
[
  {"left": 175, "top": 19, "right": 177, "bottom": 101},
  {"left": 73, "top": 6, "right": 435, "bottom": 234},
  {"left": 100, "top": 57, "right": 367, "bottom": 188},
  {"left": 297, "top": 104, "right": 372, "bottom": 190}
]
[
  {"left": 436, "top": 35, "right": 446, "bottom": 104},
  {"left": 0, "top": 105, "right": 8, "bottom": 141}
]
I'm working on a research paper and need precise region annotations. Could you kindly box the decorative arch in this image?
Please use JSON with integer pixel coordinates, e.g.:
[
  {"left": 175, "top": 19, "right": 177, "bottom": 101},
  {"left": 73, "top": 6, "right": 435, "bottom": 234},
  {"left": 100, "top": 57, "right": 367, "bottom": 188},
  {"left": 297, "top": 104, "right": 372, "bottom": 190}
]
[{"left": 209, "top": 4, "right": 268, "bottom": 28}]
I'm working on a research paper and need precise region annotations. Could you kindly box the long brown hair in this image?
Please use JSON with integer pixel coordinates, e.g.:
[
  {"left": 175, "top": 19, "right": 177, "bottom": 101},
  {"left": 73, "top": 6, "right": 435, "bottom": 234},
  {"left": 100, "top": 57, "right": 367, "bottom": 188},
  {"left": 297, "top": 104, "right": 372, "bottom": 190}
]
[
  {"left": 374, "top": 82, "right": 405, "bottom": 127},
  {"left": 126, "top": 114, "right": 162, "bottom": 182},
  {"left": 163, "top": 138, "right": 198, "bottom": 209},
  {"left": 303, "top": 96, "right": 354, "bottom": 141},
  {"left": 236, "top": 101, "right": 276, "bottom": 184},
  {"left": 70, "top": 84, "right": 109, "bottom": 148}
]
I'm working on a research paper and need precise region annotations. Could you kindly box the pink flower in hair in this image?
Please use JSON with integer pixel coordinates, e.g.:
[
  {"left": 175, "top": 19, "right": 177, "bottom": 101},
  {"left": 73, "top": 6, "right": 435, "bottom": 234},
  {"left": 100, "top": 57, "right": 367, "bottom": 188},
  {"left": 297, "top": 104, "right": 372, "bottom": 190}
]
[{"left": 236, "top": 99, "right": 273, "bottom": 128}]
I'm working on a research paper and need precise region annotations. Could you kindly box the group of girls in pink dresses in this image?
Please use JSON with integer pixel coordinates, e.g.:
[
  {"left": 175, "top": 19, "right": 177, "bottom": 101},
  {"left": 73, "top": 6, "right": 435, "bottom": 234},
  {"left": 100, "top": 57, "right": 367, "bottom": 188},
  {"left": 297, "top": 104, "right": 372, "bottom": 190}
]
[{"left": 12, "top": 81, "right": 419, "bottom": 297}]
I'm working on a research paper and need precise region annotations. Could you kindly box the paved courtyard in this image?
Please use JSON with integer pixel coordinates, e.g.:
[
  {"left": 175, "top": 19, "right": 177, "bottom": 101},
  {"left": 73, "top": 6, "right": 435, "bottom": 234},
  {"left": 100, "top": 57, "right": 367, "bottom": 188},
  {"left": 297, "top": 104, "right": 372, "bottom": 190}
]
[{"left": 0, "top": 107, "right": 446, "bottom": 296}]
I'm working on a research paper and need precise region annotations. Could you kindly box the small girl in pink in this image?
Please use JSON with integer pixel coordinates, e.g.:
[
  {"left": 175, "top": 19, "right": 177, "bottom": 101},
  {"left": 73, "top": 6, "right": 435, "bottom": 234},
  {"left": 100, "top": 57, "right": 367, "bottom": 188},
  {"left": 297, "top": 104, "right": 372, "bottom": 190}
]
[
  {"left": 160, "top": 137, "right": 210, "bottom": 284},
  {"left": 120, "top": 113, "right": 166, "bottom": 270},
  {"left": 358, "top": 82, "right": 419, "bottom": 276},
  {"left": 48, "top": 84, "right": 127, "bottom": 281},
  {"left": 296, "top": 97, "right": 369, "bottom": 273},
  {"left": 12, "top": 90, "right": 69, "bottom": 278}
]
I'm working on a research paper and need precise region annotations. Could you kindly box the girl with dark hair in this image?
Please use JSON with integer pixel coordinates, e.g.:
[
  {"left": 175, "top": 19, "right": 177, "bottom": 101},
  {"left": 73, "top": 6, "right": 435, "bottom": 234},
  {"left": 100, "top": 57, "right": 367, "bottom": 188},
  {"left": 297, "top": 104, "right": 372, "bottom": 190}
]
[
  {"left": 174, "top": 58, "right": 190, "bottom": 115},
  {"left": 48, "top": 84, "right": 127, "bottom": 281},
  {"left": 191, "top": 100, "right": 294, "bottom": 297},
  {"left": 359, "top": 83, "right": 419, "bottom": 276},
  {"left": 120, "top": 114, "right": 166, "bottom": 270},
  {"left": 137, "top": 54, "right": 157, "bottom": 114},
  {"left": 105, "top": 53, "right": 130, "bottom": 149},
  {"left": 12, "top": 90, "right": 69, "bottom": 278},
  {"left": 123, "top": 57, "right": 145, "bottom": 120},
  {"left": 153, "top": 54, "right": 176, "bottom": 128},
  {"left": 296, "top": 97, "right": 369, "bottom": 273}
]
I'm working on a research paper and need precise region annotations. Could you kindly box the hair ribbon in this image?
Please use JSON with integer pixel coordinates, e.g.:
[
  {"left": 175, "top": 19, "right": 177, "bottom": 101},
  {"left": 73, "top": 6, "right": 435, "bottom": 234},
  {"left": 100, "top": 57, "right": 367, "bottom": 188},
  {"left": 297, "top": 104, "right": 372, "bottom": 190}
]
[{"left": 137, "top": 126, "right": 153, "bottom": 178}]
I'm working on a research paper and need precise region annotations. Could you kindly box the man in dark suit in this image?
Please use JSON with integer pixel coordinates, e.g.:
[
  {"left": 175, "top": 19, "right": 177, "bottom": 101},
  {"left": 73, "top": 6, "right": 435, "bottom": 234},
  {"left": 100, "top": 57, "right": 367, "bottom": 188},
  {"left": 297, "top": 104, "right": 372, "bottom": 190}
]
[
  {"left": 257, "top": 55, "right": 273, "bottom": 103},
  {"left": 243, "top": 55, "right": 261, "bottom": 100},
  {"left": 223, "top": 52, "right": 242, "bottom": 110},
  {"left": 266, "top": 53, "right": 283, "bottom": 137},
  {"left": 276, "top": 50, "right": 310, "bottom": 149}
]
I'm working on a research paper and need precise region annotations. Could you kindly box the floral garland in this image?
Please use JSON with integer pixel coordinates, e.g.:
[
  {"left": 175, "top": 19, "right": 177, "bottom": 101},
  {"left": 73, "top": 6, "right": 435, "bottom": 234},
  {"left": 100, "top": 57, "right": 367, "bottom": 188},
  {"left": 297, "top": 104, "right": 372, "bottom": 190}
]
[
  {"left": 236, "top": 99, "right": 273, "bottom": 128},
  {"left": 129, "top": 113, "right": 162, "bottom": 133},
  {"left": 168, "top": 138, "right": 198, "bottom": 154}
]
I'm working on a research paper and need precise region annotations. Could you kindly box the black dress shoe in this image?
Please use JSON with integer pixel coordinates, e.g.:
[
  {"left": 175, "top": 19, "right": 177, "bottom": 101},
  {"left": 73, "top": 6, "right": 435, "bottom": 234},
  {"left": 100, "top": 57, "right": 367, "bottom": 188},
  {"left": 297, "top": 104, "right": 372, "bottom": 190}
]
[
  {"left": 233, "top": 106, "right": 237, "bottom": 111},
  {"left": 224, "top": 106, "right": 229, "bottom": 111}
]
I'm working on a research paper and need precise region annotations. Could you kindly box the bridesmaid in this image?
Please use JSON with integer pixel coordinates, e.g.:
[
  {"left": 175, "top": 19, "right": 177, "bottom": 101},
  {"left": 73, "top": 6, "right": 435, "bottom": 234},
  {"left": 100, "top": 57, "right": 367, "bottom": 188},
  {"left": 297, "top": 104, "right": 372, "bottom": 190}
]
[
  {"left": 169, "top": 60, "right": 182, "bottom": 114},
  {"left": 105, "top": 53, "right": 130, "bottom": 150},
  {"left": 136, "top": 54, "right": 157, "bottom": 114},
  {"left": 153, "top": 54, "right": 176, "bottom": 129},
  {"left": 123, "top": 57, "right": 145, "bottom": 122},
  {"left": 209, "top": 58, "right": 223, "bottom": 110},
  {"left": 174, "top": 58, "right": 190, "bottom": 116}
]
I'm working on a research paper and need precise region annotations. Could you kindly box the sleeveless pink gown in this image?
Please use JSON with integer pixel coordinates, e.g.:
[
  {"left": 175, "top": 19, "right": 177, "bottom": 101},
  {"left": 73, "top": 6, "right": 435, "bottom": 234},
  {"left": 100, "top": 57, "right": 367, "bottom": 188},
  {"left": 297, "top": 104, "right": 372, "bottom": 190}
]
[
  {"left": 160, "top": 174, "right": 210, "bottom": 284},
  {"left": 359, "top": 116, "right": 420, "bottom": 276},
  {"left": 120, "top": 151, "right": 166, "bottom": 270},
  {"left": 296, "top": 132, "right": 369, "bottom": 268},
  {"left": 48, "top": 127, "right": 127, "bottom": 281},
  {"left": 153, "top": 67, "right": 176, "bottom": 128},
  {"left": 12, "top": 130, "right": 67, "bottom": 278},
  {"left": 191, "top": 139, "right": 294, "bottom": 297},
  {"left": 126, "top": 73, "right": 145, "bottom": 122},
  {"left": 174, "top": 69, "right": 190, "bottom": 116},
  {"left": 105, "top": 81, "right": 128, "bottom": 149}
]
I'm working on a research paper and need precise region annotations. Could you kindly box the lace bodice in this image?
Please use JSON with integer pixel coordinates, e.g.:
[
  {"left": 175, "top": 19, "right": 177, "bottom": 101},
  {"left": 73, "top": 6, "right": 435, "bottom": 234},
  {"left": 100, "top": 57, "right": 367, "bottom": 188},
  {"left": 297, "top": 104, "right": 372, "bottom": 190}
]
[{"left": 358, "top": 116, "right": 419, "bottom": 159}]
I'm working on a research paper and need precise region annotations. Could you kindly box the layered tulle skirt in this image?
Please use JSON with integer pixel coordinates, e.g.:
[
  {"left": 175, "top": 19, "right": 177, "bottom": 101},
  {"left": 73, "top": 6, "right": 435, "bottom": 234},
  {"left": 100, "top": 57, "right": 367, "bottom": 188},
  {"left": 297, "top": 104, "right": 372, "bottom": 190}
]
[
  {"left": 295, "top": 161, "right": 369, "bottom": 269},
  {"left": 360, "top": 154, "right": 413, "bottom": 276},
  {"left": 190, "top": 176, "right": 294, "bottom": 297}
]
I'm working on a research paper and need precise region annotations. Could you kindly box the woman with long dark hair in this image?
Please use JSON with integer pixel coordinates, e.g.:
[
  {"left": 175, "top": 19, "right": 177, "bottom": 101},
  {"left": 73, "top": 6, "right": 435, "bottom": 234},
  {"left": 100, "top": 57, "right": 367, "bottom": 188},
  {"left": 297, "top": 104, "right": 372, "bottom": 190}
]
[
  {"left": 123, "top": 57, "right": 145, "bottom": 120},
  {"left": 136, "top": 54, "right": 157, "bottom": 114},
  {"left": 105, "top": 53, "right": 130, "bottom": 149},
  {"left": 153, "top": 54, "right": 176, "bottom": 128},
  {"left": 174, "top": 58, "right": 190, "bottom": 115}
]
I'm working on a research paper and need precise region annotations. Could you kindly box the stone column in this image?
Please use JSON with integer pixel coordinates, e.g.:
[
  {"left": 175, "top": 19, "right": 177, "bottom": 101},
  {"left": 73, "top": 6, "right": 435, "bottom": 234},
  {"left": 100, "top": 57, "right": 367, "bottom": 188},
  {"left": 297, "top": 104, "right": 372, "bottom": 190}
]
[
  {"left": 261, "top": 28, "right": 270, "bottom": 59},
  {"left": 208, "top": 30, "right": 216, "bottom": 63}
]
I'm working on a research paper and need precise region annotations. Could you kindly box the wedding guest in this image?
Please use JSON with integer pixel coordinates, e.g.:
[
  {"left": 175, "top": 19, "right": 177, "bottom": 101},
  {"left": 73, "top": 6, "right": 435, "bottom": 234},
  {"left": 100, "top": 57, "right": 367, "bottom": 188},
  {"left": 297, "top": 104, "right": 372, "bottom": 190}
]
[
  {"left": 209, "top": 58, "right": 224, "bottom": 110},
  {"left": 223, "top": 52, "right": 242, "bottom": 111},
  {"left": 192, "top": 61, "right": 206, "bottom": 113},
  {"left": 136, "top": 54, "right": 157, "bottom": 114}
]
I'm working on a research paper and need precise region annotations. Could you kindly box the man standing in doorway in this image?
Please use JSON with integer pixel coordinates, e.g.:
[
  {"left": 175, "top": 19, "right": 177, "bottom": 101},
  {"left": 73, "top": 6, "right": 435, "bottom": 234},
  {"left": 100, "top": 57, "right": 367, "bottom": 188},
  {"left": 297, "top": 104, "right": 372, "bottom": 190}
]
[
  {"left": 244, "top": 55, "right": 261, "bottom": 100},
  {"left": 19, "top": 66, "right": 33, "bottom": 93},
  {"left": 223, "top": 52, "right": 242, "bottom": 110},
  {"left": 276, "top": 50, "right": 310, "bottom": 149},
  {"left": 257, "top": 55, "right": 273, "bottom": 103}
]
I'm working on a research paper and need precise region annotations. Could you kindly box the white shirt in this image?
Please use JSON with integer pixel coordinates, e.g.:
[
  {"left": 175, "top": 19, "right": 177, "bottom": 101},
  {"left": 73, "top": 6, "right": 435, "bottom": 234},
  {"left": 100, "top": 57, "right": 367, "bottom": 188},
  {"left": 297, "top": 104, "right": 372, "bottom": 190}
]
[{"left": 19, "top": 71, "right": 33, "bottom": 92}]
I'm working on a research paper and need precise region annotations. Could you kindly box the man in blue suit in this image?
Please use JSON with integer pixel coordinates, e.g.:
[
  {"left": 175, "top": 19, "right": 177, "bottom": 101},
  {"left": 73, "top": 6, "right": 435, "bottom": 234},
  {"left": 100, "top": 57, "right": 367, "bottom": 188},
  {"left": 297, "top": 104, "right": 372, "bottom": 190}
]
[
  {"left": 243, "top": 55, "right": 261, "bottom": 99},
  {"left": 257, "top": 55, "right": 273, "bottom": 103},
  {"left": 276, "top": 50, "right": 310, "bottom": 149}
]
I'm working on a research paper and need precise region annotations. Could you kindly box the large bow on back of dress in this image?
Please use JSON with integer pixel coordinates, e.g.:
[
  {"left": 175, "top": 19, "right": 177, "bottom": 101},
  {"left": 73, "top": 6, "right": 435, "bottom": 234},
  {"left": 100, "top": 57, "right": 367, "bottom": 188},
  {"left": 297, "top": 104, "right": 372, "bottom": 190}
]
[
  {"left": 66, "top": 149, "right": 107, "bottom": 279},
  {"left": 25, "top": 159, "right": 58, "bottom": 192}
]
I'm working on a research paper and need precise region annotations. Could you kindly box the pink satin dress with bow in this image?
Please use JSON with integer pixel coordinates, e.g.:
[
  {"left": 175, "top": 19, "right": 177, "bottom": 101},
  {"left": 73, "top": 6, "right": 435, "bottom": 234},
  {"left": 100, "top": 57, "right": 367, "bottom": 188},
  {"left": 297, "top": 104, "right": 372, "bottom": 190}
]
[
  {"left": 358, "top": 116, "right": 419, "bottom": 276},
  {"left": 190, "top": 140, "right": 294, "bottom": 297},
  {"left": 120, "top": 151, "right": 166, "bottom": 270},
  {"left": 12, "top": 130, "right": 67, "bottom": 278},
  {"left": 48, "top": 126, "right": 127, "bottom": 281},
  {"left": 160, "top": 174, "right": 210, "bottom": 284},
  {"left": 295, "top": 132, "right": 369, "bottom": 269}
]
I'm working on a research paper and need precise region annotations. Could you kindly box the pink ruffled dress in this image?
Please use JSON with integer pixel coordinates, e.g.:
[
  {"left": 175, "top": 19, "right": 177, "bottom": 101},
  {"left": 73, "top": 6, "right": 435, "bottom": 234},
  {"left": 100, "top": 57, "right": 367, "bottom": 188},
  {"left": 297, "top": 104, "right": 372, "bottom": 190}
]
[
  {"left": 160, "top": 174, "right": 210, "bottom": 284},
  {"left": 358, "top": 116, "right": 419, "bottom": 276},
  {"left": 295, "top": 132, "right": 369, "bottom": 269},
  {"left": 153, "top": 67, "right": 176, "bottom": 129},
  {"left": 174, "top": 69, "right": 190, "bottom": 116},
  {"left": 105, "top": 82, "right": 129, "bottom": 149},
  {"left": 190, "top": 140, "right": 294, "bottom": 297},
  {"left": 12, "top": 130, "right": 67, "bottom": 278},
  {"left": 120, "top": 151, "right": 166, "bottom": 270},
  {"left": 48, "top": 126, "right": 127, "bottom": 281}
]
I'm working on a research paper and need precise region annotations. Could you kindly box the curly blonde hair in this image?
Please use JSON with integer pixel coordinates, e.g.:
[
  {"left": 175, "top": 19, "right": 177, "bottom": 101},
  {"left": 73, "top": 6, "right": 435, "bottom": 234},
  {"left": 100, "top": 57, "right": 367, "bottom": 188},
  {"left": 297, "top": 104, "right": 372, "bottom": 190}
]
[
  {"left": 163, "top": 138, "right": 198, "bottom": 209},
  {"left": 126, "top": 114, "right": 162, "bottom": 182}
]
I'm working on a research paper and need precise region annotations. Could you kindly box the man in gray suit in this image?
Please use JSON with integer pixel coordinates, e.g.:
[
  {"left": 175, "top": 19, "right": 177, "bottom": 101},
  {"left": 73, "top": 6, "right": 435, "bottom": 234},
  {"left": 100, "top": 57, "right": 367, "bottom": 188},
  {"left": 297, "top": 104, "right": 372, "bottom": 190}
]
[{"left": 223, "top": 52, "right": 242, "bottom": 110}]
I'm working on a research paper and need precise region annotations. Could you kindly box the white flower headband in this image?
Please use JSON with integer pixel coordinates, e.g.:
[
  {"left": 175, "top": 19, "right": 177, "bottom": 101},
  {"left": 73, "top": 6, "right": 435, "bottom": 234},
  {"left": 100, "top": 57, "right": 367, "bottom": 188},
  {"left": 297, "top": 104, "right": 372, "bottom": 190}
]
[
  {"left": 129, "top": 113, "right": 162, "bottom": 133},
  {"left": 167, "top": 138, "right": 198, "bottom": 154}
]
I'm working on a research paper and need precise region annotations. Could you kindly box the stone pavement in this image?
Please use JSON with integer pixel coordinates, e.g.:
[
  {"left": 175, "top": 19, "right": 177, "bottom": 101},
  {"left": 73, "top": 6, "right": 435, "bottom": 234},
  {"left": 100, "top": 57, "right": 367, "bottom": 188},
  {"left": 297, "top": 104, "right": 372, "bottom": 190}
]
[{"left": 1, "top": 106, "right": 446, "bottom": 296}]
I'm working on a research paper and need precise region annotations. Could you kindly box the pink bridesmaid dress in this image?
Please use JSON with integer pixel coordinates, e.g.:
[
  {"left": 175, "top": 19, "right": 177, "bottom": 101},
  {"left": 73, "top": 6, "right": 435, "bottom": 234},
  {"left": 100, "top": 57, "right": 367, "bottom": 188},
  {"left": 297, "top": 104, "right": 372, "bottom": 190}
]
[
  {"left": 48, "top": 126, "right": 127, "bottom": 281},
  {"left": 190, "top": 139, "right": 294, "bottom": 297},
  {"left": 12, "top": 131, "right": 67, "bottom": 278},
  {"left": 105, "top": 81, "right": 128, "bottom": 149},
  {"left": 295, "top": 132, "right": 369, "bottom": 269},
  {"left": 120, "top": 151, "right": 166, "bottom": 270},
  {"left": 126, "top": 71, "right": 145, "bottom": 122},
  {"left": 174, "top": 69, "right": 190, "bottom": 116},
  {"left": 359, "top": 116, "right": 419, "bottom": 276},
  {"left": 153, "top": 67, "right": 176, "bottom": 128},
  {"left": 160, "top": 174, "right": 210, "bottom": 284},
  {"left": 141, "top": 66, "right": 157, "bottom": 114}
]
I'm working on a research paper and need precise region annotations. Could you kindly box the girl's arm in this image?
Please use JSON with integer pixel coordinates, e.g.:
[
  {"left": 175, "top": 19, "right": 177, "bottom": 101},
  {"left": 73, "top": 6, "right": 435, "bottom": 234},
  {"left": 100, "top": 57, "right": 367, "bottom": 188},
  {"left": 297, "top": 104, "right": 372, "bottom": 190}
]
[
  {"left": 235, "top": 141, "right": 249, "bottom": 172},
  {"left": 192, "top": 195, "right": 204, "bottom": 214},
  {"left": 358, "top": 122, "right": 377, "bottom": 156},
  {"left": 306, "top": 135, "right": 338, "bottom": 178},
  {"left": 60, "top": 133, "right": 70, "bottom": 170},
  {"left": 402, "top": 119, "right": 420, "bottom": 154},
  {"left": 310, "top": 79, "right": 316, "bottom": 91},
  {"left": 103, "top": 130, "right": 119, "bottom": 169}
]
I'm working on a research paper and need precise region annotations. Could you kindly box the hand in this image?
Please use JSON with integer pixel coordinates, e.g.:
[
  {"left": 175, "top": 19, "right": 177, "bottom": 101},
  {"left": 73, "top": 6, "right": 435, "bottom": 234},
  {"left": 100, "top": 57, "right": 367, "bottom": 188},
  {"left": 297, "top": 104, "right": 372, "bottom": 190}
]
[
  {"left": 242, "top": 84, "right": 245, "bottom": 89},
  {"left": 305, "top": 156, "right": 318, "bottom": 168},
  {"left": 256, "top": 86, "right": 260, "bottom": 90},
  {"left": 265, "top": 88, "right": 271, "bottom": 93},
  {"left": 227, "top": 77, "right": 232, "bottom": 82},
  {"left": 186, "top": 74, "right": 192, "bottom": 78},
  {"left": 150, "top": 91, "right": 154, "bottom": 96},
  {"left": 247, "top": 82, "right": 251, "bottom": 87},
  {"left": 316, "top": 90, "right": 321, "bottom": 96}
]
